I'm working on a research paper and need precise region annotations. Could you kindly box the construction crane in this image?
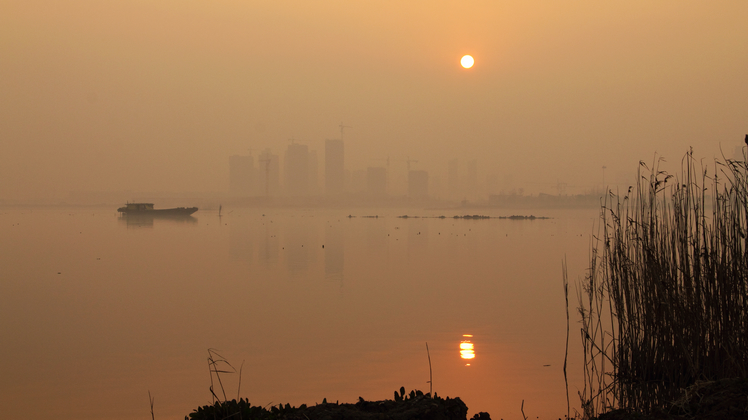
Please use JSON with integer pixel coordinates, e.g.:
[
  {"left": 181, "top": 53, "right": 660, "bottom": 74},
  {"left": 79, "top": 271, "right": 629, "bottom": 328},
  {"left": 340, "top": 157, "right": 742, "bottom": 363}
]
[{"left": 339, "top": 122, "right": 352, "bottom": 140}]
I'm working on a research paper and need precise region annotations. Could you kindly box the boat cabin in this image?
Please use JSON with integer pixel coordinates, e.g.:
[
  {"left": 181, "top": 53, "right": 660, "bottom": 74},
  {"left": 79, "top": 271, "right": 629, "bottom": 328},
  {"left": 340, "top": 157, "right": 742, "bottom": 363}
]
[{"left": 123, "top": 203, "right": 154, "bottom": 212}]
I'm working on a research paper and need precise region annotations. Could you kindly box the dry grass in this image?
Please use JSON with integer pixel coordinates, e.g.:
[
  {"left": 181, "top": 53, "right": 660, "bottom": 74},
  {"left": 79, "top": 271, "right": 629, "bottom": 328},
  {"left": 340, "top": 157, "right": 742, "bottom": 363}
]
[
  {"left": 207, "top": 348, "right": 243, "bottom": 404},
  {"left": 577, "top": 148, "right": 748, "bottom": 417}
]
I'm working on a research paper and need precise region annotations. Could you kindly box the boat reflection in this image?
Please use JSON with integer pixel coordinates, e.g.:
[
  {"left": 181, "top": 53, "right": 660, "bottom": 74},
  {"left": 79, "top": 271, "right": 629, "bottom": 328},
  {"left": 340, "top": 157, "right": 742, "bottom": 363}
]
[
  {"left": 460, "top": 334, "right": 475, "bottom": 366},
  {"left": 118, "top": 213, "right": 198, "bottom": 228}
]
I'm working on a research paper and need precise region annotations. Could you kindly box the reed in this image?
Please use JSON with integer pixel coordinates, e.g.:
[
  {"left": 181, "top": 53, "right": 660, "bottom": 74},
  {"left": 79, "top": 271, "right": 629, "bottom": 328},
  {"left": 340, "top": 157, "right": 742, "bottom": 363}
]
[
  {"left": 426, "top": 342, "right": 433, "bottom": 397},
  {"left": 207, "top": 348, "right": 242, "bottom": 404},
  {"left": 563, "top": 259, "right": 570, "bottom": 420},
  {"left": 578, "top": 148, "right": 748, "bottom": 416},
  {"left": 148, "top": 390, "right": 155, "bottom": 420}
]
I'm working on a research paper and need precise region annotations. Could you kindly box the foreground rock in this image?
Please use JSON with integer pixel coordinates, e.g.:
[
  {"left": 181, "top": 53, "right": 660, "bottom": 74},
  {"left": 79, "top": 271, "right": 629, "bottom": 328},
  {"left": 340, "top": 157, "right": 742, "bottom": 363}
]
[{"left": 186, "top": 388, "right": 486, "bottom": 420}]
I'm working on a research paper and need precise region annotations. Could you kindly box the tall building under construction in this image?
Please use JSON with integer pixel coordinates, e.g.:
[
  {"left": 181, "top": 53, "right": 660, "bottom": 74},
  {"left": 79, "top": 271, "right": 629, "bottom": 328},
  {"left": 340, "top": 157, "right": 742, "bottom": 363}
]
[
  {"left": 325, "top": 139, "right": 344, "bottom": 194},
  {"left": 258, "top": 149, "right": 280, "bottom": 196}
]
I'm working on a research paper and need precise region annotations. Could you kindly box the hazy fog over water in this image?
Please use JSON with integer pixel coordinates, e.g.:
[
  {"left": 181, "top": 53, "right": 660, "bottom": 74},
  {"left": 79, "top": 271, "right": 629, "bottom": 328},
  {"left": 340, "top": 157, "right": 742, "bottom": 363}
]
[
  {"left": 2, "top": 1, "right": 747, "bottom": 202},
  {"left": 1, "top": 2, "right": 747, "bottom": 418},
  {"left": 0, "top": 207, "right": 595, "bottom": 419}
]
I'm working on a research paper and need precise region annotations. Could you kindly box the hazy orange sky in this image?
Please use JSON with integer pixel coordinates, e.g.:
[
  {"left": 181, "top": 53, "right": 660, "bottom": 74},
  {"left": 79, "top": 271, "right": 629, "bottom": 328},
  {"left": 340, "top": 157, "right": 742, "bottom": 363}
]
[{"left": 2, "top": 1, "right": 746, "bottom": 200}]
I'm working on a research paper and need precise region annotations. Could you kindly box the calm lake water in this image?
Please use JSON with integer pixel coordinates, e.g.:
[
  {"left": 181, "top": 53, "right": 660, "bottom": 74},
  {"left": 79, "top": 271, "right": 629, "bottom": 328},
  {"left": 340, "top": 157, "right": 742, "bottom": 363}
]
[{"left": 0, "top": 205, "right": 598, "bottom": 420}]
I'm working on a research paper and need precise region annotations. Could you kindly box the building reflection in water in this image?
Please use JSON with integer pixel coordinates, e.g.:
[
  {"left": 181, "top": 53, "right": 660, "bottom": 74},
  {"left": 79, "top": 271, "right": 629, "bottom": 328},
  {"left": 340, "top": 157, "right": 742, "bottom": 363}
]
[
  {"left": 460, "top": 334, "right": 475, "bottom": 366},
  {"left": 285, "top": 216, "right": 313, "bottom": 278},
  {"left": 259, "top": 218, "right": 280, "bottom": 267},
  {"left": 325, "top": 219, "right": 344, "bottom": 285},
  {"left": 407, "top": 217, "right": 428, "bottom": 257}
]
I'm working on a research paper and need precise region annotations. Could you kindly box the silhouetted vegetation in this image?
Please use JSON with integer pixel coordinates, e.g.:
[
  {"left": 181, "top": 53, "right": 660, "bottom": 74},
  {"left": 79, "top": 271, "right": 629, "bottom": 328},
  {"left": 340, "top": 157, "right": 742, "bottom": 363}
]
[
  {"left": 186, "top": 388, "right": 470, "bottom": 420},
  {"left": 187, "top": 350, "right": 474, "bottom": 420},
  {"left": 578, "top": 149, "right": 748, "bottom": 417}
]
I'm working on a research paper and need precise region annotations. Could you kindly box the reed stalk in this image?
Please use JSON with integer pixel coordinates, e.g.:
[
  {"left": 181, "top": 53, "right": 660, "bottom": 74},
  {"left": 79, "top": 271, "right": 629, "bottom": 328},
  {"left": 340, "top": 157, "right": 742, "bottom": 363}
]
[
  {"left": 207, "top": 348, "right": 239, "bottom": 404},
  {"left": 149, "top": 390, "right": 155, "bottom": 420},
  {"left": 578, "top": 148, "right": 748, "bottom": 416},
  {"left": 563, "top": 258, "right": 570, "bottom": 420},
  {"left": 426, "top": 342, "right": 433, "bottom": 397}
]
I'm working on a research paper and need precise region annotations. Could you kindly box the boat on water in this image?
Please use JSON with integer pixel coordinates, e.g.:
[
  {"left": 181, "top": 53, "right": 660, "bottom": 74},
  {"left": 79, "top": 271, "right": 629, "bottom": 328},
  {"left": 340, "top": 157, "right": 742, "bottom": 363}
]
[{"left": 117, "top": 203, "right": 198, "bottom": 216}]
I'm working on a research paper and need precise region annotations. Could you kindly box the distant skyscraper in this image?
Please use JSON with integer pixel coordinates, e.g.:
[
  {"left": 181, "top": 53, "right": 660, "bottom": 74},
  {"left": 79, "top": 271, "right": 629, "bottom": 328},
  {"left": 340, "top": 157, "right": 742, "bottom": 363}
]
[
  {"left": 284, "top": 143, "right": 309, "bottom": 196},
  {"left": 466, "top": 159, "right": 478, "bottom": 199},
  {"left": 467, "top": 159, "right": 477, "bottom": 186},
  {"left": 408, "top": 170, "right": 429, "bottom": 198},
  {"left": 325, "top": 139, "right": 344, "bottom": 194},
  {"left": 258, "top": 149, "right": 280, "bottom": 196},
  {"left": 448, "top": 158, "right": 459, "bottom": 198},
  {"left": 229, "top": 155, "right": 254, "bottom": 196},
  {"left": 308, "top": 150, "right": 319, "bottom": 194},
  {"left": 367, "top": 167, "right": 387, "bottom": 195}
]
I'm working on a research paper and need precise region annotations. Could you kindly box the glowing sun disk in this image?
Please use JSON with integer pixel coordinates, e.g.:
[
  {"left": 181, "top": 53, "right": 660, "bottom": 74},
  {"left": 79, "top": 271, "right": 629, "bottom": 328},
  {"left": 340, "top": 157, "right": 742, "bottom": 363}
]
[{"left": 460, "top": 55, "right": 474, "bottom": 69}]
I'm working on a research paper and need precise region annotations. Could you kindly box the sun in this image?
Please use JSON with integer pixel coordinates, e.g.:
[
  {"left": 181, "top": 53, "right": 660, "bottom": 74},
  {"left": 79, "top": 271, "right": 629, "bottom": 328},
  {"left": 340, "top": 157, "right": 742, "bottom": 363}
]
[{"left": 460, "top": 55, "right": 474, "bottom": 69}]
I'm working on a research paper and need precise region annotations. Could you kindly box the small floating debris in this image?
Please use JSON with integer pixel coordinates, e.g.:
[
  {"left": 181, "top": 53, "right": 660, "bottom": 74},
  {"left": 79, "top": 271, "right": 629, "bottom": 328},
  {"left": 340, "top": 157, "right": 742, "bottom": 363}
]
[
  {"left": 453, "top": 214, "right": 491, "bottom": 219},
  {"left": 501, "top": 215, "right": 549, "bottom": 220},
  {"left": 339, "top": 214, "right": 550, "bottom": 220}
]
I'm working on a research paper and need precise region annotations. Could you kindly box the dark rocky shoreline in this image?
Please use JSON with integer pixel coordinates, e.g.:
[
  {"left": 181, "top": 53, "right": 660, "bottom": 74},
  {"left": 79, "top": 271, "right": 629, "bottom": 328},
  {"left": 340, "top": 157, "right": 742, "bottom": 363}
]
[
  {"left": 186, "top": 388, "right": 484, "bottom": 420},
  {"left": 185, "top": 379, "right": 748, "bottom": 420}
]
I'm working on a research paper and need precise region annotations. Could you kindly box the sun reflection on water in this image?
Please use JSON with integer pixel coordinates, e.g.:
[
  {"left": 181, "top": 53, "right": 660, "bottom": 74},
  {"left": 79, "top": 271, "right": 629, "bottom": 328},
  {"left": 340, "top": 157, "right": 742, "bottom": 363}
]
[{"left": 460, "top": 334, "right": 475, "bottom": 366}]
